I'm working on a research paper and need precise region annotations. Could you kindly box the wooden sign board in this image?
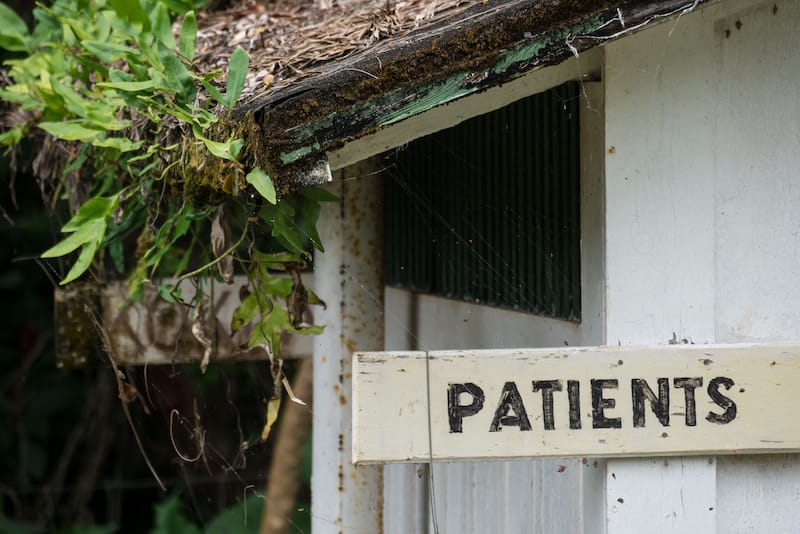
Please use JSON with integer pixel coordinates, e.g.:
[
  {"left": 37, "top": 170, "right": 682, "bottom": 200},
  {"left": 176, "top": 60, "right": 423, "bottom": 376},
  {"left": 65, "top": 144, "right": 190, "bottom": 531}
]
[{"left": 352, "top": 344, "right": 800, "bottom": 464}]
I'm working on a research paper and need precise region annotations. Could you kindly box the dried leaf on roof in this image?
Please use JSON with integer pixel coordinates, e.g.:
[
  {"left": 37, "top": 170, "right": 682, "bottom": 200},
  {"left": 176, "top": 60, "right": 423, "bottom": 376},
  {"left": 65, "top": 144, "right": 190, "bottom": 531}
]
[{"left": 193, "top": 0, "right": 477, "bottom": 102}]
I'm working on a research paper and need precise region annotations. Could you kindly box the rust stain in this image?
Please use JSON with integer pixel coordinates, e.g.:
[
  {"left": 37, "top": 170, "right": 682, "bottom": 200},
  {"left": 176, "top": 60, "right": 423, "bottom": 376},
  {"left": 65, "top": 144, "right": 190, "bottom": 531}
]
[
  {"left": 339, "top": 394, "right": 347, "bottom": 405},
  {"left": 377, "top": 465, "right": 384, "bottom": 534},
  {"left": 607, "top": 145, "right": 615, "bottom": 154}
]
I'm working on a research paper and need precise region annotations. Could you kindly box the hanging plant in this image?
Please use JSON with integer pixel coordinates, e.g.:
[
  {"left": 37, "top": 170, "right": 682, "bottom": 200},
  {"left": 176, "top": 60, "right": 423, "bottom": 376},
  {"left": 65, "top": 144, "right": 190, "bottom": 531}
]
[{"left": 0, "top": 0, "right": 331, "bottom": 439}]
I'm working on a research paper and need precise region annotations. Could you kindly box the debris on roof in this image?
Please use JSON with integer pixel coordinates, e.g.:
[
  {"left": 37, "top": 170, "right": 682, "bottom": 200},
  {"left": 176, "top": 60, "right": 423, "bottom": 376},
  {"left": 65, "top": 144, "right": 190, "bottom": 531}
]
[
  {"left": 188, "top": 0, "right": 705, "bottom": 193},
  {"left": 194, "top": 0, "right": 480, "bottom": 100},
  {"left": 2, "top": 0, "right": 709, "bottom": 201}
]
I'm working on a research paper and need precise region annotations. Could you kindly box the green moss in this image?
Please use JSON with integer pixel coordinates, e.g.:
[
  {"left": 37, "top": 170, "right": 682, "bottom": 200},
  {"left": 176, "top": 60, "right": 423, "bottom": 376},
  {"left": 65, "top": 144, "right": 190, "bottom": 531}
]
[
  {"left": 182, "top": 0, "right": 618, "bottom": 196},
  {"left": 54, "top": 283, "right": 101, "bottom": 368}
]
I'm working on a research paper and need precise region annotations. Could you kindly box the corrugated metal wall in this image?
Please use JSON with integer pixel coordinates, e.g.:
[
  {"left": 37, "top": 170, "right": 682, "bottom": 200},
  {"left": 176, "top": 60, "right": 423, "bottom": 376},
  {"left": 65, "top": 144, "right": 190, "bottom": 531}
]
[{"left": 385, "top": 83, "right": 582, "bottom": 320}]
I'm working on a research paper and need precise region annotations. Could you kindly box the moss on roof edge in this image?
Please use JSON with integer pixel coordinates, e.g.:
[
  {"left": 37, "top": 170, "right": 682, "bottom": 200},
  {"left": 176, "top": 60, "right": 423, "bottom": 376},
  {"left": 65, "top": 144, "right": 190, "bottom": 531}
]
[{"left": 182, "top": 0, "right": 707, "bottom": 201}]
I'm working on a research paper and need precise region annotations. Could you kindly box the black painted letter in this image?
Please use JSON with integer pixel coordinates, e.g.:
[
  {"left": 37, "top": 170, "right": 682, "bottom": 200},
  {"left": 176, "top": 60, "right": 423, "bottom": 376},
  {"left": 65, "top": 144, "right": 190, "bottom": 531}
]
[
  {"left": 706, "top": 376, "right": 737, "bottom": 424},
  {"left": 567, "top": 380, "right": 581, "bottom": 430},
  {"left": 674, "top": 377, "right": 703, "bottom": 426},
  {"left": 532, "top": 380, "right": 562, "bottom": 430},
  {"left": 490, "top": 381, "right": 532, "bottom": 432},
  {"left": 631, "top": 378, "right": 670, "bottom": 427},
  {"left": 448, "top": 383, "right": 485, "bottom": 433},
  {"left": 591, "top": 379, "right": 622, "bottom": 429}
]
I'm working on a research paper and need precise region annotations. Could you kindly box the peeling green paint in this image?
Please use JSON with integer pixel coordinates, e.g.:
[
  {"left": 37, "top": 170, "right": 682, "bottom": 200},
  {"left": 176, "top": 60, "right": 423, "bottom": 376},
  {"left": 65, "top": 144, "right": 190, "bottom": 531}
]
[
  {"left": 279, "top": 141, "right": 321, "bottom": 165},
  {"left": 491, "top": 15, "right": 603, "bottom": 73},
  {"left": 277, "top": 15, "right": 606, "bottom": 166},
  {"left": 378, "top": 74, "right": 474, "bottom": 126}
]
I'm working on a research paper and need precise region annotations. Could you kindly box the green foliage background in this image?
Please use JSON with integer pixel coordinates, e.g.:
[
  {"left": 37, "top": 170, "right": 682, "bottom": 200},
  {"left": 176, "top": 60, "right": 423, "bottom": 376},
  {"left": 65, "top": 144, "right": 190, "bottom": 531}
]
[
  {"left": 0, "top": 0, "right": 321, "bottom": 531},
  {"left": 0, "top": 0, "right": 332, "bottom": 358}
]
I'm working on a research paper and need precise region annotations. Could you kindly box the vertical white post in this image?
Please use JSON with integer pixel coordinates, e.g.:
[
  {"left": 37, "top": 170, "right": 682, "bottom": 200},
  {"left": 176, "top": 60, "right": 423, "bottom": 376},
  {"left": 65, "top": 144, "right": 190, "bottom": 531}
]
[
  {"left": 579, "top": 80, "right": 609, "bottom": 534},
  {"left": 602, "top": 7, "right": 717, "bottom": 534},
  {"left": 312, "top": 160, "right": 384, "bottom": 533}
]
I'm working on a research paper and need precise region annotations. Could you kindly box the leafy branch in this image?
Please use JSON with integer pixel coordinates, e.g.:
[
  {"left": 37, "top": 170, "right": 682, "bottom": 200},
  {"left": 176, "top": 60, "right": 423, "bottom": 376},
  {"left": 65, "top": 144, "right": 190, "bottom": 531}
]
[{"left": 0, "top": 0, "right": 333, "bottom": 417}]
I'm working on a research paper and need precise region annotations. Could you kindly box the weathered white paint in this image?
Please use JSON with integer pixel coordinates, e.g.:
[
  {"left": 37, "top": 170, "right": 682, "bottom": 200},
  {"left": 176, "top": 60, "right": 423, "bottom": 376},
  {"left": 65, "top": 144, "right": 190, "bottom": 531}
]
[
  {"left": 382, "top": 463, "right": 428, "bottom": 534},
  {"left": 384, "top": 289, "right": 582, "bottom": 350},
  {"left": 710, "top": 0, "right": 800, "bottom": 529},
  {"left": 329, "top": 0, "right": 800, "bottom": 530},
  {"left": 312, "top": 162, "right": 383, "bottom": 533},
  {"left": 381, "top": 287, "right": 593, "bottom": 533},
  {"left": 424, "top": 450, "right": 605, "bottom": 533},
  {"left": 580, "top": 80, "right": 606, "bottom": 349},
  {"left": 716, "top": 454, "right": 800, "bottom": 533},
  {"left": 604, "top": 10, "right": 717, "bottom": 348},
  {"left": 712, "top": 0, "right": 800, "bottom": 344},
  {"left": 379, "top": 74, "right": 608, "bottom": 533},
  {"left": 353, "top": 343, "right": 800, "bottom": 463},
  {"left": 603, "top": 2, "right": 720, "bottom": 530},
  {"left": 602, "top": 0, "right": 800, "bottom": 531},
  {"left": 606, "top": 457, "right": 717, "bottom": 530}
]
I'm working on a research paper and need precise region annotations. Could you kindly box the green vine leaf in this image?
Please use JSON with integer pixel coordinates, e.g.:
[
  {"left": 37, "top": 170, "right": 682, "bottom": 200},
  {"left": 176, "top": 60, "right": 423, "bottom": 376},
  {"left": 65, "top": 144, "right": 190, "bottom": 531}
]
[
  {"left": 107, "top": 0, "right": 151, "bottom": 32},
  {"left": 157, "top": 45, "right": 195, "bottom": 102},
  {"left": 245, "top": 168, "right": 276, "bottom": 204},
  {"left": 62, "top": 195, "right": 118, "bottom": 231},
  {"left": 248, "top": 300, "right": 323, "bottom": 357},
  {"left": 41, "top": 194, "right": 119, "bottom": 285},
  {"left": 61, "top": 238, "right": 101, "bottom": 285},
  {"left": 225, "top": 46, "right": 248, "bottom": 110},
  {"left": 92, "top": 137, "right": 143, "bottom": 152},
  {"left": 299, "top": 186, "right": 339, "bottom": 202},
  {"left": 98, "top": 79, "right": 157, "bottom": 92},
  {"left": 38, "top": 121, "right": 103, "bottom": 141},
  {"left": 81, "top": 40, "right": 138, "bottom": 63},
  {"left": 179, "top": 11, "right": 196, "bottom": 60},
  {"left": 231, "top": 292, "right": 260, "bottom": 333},
  {"left": 41, "top": 219, "right": 105, "bottom": 257},
  {"left": 199, "top": 135, "right": 243, "bottom": 162},
  {"left": 199, "top": 79, "right": 225, "bottom": 108},
  {"left": 0, "top": 3, "right": 29, "bottom": 52},
  {"left": 1, "top": 0, "right": 335, "bottom": 378},
  {"left": 151, "top": 3, "right": 175, "bottom": 49},
  {"left": 253, "top": 251, "right": 303, "bottom": 273},
  {"left": 258, "top": 199, "right": 308, "bottom": 258}
]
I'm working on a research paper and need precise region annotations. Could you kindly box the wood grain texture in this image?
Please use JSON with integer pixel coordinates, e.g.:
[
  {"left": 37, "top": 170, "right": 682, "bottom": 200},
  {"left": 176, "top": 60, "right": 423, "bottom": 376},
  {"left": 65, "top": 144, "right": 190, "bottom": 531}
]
[{"left": 353, "top": 343, "right": 800, "bottom": 463}]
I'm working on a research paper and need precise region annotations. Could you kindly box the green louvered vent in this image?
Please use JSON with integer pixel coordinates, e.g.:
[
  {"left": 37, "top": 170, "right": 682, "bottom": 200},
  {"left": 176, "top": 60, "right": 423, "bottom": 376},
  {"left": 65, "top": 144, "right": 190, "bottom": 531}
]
[{"left": 385, "top": 82, "right": 581, "bottom": 320}]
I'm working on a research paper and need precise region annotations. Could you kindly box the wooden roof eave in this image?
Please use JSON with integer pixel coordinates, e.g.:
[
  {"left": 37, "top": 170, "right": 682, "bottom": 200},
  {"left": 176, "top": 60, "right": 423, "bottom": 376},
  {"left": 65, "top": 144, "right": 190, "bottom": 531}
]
[{"left": 231, "top": 0, "right": 708, "bottom": 190}]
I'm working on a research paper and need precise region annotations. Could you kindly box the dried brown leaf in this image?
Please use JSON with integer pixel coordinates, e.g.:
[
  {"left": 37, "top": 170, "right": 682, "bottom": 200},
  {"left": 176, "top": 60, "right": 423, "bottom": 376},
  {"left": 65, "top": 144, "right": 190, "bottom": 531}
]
[{"left": 211, "top": 203, "right": 234, "bottom": 284}]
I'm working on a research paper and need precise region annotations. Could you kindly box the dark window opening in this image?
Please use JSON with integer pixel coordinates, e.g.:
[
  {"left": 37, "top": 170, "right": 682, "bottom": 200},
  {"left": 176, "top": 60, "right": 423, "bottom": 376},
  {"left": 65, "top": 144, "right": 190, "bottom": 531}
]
[{"left": 385, "top": 82, "right": 581, "bottom": 320}]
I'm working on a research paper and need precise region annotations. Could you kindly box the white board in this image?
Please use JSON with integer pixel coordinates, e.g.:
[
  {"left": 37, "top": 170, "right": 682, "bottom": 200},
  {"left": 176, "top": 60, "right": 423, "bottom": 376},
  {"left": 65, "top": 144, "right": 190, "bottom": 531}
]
[{"left": 352, "top": 343, "right": 800, "bottom": 464}]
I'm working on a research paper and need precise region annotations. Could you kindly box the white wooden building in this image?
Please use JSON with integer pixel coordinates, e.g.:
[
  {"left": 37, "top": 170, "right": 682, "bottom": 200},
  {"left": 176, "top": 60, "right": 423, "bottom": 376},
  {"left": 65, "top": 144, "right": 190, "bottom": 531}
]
[{"left": 298, "top": 0, "right": 800, "bottom": 532}]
